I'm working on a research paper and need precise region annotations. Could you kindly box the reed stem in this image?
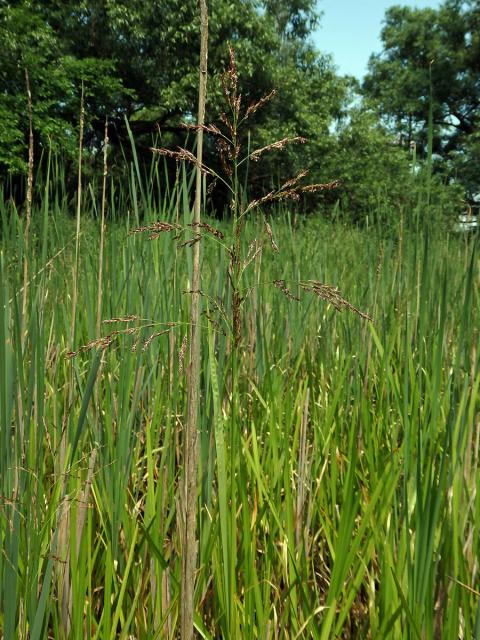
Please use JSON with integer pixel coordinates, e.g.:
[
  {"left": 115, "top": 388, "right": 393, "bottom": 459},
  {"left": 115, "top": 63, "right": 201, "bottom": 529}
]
[{"left": 181, "top": 2, "right": 208, "bottom": 638}]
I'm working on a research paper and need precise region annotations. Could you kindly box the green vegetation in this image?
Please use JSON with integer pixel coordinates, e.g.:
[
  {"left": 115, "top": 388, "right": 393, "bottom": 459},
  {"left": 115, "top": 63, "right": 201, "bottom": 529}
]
[
  {"left": 1, "top": 0, "right": 470, "bottom": 219},
  {"left": 0, "top": 148, "right": 478, "bottom": 636},
  {"left": 363, "top": 0, "right": 480, "bottom": 198},
  {"left": 1, "top": 1, "right": 479, "bottom": 638}
]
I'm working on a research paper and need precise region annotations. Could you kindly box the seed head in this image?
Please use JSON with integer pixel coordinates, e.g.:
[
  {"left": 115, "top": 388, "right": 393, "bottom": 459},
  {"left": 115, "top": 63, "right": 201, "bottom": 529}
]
[
  {"left": 273, "top": 280, "right": 300, "bottom": 301},
  {"left": 179, "top": 335, "right": 188, "bottom": 374},
  {"left": 264, "top": 221, "right": 279, "bottom": 253}
]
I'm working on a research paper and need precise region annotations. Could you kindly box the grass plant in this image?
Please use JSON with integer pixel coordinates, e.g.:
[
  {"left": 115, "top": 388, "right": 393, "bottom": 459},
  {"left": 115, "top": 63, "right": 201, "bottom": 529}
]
[
  {"left": 0, "top": 153, "right": 478, "bottom": 637},
  {"left": 0, "top": 24, "right": 479, "bottom": 640}
]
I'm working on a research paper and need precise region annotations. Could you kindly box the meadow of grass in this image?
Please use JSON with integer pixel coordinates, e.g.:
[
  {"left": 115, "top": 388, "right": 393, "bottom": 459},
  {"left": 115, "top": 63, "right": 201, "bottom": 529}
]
[{"left": 0, "top": 154, "right": 479, "bottom": 639}]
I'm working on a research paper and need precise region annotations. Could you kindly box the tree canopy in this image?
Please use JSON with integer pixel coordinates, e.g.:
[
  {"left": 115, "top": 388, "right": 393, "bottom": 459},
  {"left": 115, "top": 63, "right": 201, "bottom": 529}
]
[
  {"left": 363, "top": 0, "right": 480, "bottom": 196},
  {"left": 0, "top": 1, "right": 342, "bottom": 168},
  {"left": 0, "top": 0, "right": 472, "bottom": 219}
]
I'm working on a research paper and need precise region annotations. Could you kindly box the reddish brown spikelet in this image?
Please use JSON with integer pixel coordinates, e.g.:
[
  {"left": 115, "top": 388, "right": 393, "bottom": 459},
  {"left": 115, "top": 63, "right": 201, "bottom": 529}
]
[
  {"left": 300, "top": 280, "right": 372, "bottom": 321},
  {"left": 207, "top": 177, "right": 218, "bottom": 195},
  {"left": 178, "top": 335, "right": 188, "bottom": 374},
  {"left": 190, "top": 222, "right": 225, "bottom": 240},
  {"left": 129, "top": 222, "right": 180, "bottom": 239},
  {"left": 183, "top": 289, "right": 204, "bottom": 296},
  {"left": 280, "top": 169, "right": 309, "bottom": 191},
  {"left": 67, "top": 334, "right": 115, "bottom": 358},
  {"left": 67, "top": 322, "right": 164, "bottom": 358},
  {"left": 142, "top": 329, "right": 171, "bottom": 351},
  {"left": 264, "top": 221, "right": 279, "bottom": 253},
  {"left": 245, "top": 89, "right": 277, "bottom": 118},
  {"left": 216, "top": 138, "right": 233, "bottom": 177},
  {"left": 102, "top": 315, "right": 139, "bottom": 324},
  {"left": 273, "top": 280, "right": 300, "bottom": 301},
  {"left": 301, "top": 180, "right": 340, "bottom": 193},
  {"left": 131, "top": 339, "right": 139, "bottom": 353},
  {"left": 221, "top": 45, "right": 240, "bottom": 113},
  {"left": 181, "top": 122, "right": 222, "bottom": 136},
  {"left": 179, "top": 235, "right": 201, "bottom": 249},
  {"left": 233, "top": 95, "right": 242, "bottom": 117},
  {"left": 250, "top": 137, "right": 307, "bottom": 162},
  {"left": 243, "top": 190, "right": 276, "bottom": 215},
  {"left": 219, "top": 111, "right": 233, "bottom": 135},
  {"left": 228, "top": 46, "right": 237, "bottom": 84},
  {"left": 150, "top": 146, "right": 212, "bottom": 175}
]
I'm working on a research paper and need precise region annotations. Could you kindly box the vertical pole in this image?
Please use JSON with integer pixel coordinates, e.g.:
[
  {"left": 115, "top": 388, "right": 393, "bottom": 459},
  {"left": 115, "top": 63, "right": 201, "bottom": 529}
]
[{"left": 181, "top": 2, "right": 208, "bottom": 638}]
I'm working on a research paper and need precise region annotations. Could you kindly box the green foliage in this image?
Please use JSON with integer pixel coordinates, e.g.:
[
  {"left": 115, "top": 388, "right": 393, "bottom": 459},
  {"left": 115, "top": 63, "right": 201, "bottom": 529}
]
[
  {"left": 322, "top": 108, "right": 413, "bottom": 221},
  {"left": 363, "top": 0, "right": 480, "bottom": 195},
  {"left": 318, "top": 107, "right": 463, "bottom": 226},
  {"left": 0, "top": 0, "right": 473, "bottom": 219},
  {"left": 0, "top": 167, "right": 478, "bottom": 637},
  {"left": 262, "top": 0, "right": 319, "bottom": 40},
  {"left": 0, "top": 0, "right": 349, "bottom": 208},
  {"left": 0, "top": 1, "right": 129, "bottom": 173}
]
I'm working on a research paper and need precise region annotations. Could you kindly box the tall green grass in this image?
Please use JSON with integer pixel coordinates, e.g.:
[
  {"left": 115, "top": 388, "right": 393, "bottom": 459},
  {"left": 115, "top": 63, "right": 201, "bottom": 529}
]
[{"left": 0, "top": 160, "right": 478, "bottom": 638}]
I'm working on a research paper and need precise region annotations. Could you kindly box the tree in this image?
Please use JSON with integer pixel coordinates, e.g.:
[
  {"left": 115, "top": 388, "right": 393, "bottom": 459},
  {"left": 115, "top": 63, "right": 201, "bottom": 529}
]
[
  {"left": 0, "top": 0, "right": 348, "bottom": 207},
  {"left": 0, "top": 1, "right": 128, "bottom": 175},
  {"left": 363, "top": 0, "right": 480, "bottom": 196},
  {"left": 262, "top": 0, "right": 319, "bottom": 40}
]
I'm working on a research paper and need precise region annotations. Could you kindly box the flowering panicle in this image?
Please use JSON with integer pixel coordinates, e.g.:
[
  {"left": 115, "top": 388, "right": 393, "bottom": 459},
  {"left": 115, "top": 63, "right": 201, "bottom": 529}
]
[
  {"left": 300, "top": 180, "right": 340, "bottom": 193},
  {"left": 67, "top": 319, "right": 179, "bottom": 358},
  {"left": 244, "top": 89, "right": 277, "bottom": 119},
  {"left": 264, "top": 221, "right": 279, "bottom": 253},
  {"left": 190, "top": 222, "right": 225, "bottom": 240},
  {"left": 279, "top": 169, "right": 310, "bottom": 191},
  {"left": 178, "top": 335, "right": 188, "bottom": 374},
  {"left": 250, "top": 137, "right": 307, "bottom": 162},
  {"left": 102, "top": 315, "right": 139, "bottom": 324},
  {"left": 242, "top": 238, "right": 263, "bottom": 271},
  {"left": 181, "top": 122, "right": 222, "bottom": 136},
  {"left": 299, "top": 281, "right": 373, "bottom": 321},
  {"left": 273, "top": 280, "right": 300, "bottom": 301},
  {"left": 221, "top": 46, "right": 241, "bottom": 124},
  {"left": 150, "top": 146, "right": 213, "bottom": 175},
  {"left": 217, "top": 137, "right": 234, "bottom": 177},
  {"left": 129, "top": 222, "right": 180, "bottom": 240},
  {"left": 179, "top": 235, "right": 201, "bottom": 249}
]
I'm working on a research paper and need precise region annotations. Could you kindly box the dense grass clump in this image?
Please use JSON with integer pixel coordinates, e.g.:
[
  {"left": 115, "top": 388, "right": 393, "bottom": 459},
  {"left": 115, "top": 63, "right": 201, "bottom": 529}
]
[{"left": 0, "top": 164, "right": 478, "bottom": 639}]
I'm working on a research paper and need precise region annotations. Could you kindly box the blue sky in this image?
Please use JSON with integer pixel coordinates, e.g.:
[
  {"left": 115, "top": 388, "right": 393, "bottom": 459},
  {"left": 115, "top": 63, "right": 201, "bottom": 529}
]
[{"left": 312, "top": 0, "right": 442, "bottom": 79}]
